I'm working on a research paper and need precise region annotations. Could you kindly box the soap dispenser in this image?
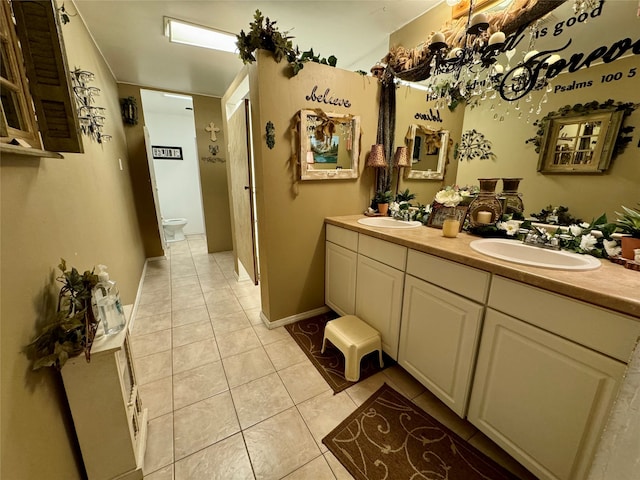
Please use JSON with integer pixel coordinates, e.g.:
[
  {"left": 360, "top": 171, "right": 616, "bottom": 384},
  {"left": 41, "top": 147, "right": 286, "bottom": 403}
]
[{"left": 93, "top": 265, "right": 126, "bottom": 336}]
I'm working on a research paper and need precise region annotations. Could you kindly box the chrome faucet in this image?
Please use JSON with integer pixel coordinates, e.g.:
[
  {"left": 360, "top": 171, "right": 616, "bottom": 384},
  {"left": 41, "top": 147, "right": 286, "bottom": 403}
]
[{"left": 522, "top": 230, "right": 561, "bottom": 250}]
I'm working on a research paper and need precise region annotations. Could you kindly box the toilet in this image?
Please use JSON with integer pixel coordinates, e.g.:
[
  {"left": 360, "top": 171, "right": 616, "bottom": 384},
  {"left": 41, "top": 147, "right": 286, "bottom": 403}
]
[{"left": 162, "top": 218, "right": 188, "bottom": 242}]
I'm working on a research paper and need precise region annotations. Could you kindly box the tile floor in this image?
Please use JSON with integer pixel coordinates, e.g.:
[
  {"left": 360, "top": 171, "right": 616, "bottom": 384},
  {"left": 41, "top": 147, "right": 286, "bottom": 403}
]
[{"left": 131, "top": 235, "right": 537, "bottom": 480}]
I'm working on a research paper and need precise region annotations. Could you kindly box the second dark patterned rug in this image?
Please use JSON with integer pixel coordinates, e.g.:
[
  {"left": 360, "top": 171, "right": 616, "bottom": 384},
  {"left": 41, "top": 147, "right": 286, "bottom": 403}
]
[
  {"left": 323, "top": 383, "right": 522, "bottom": 480},
  {"left": 285, "top": 313, "right": 393, "bottom": 393}
]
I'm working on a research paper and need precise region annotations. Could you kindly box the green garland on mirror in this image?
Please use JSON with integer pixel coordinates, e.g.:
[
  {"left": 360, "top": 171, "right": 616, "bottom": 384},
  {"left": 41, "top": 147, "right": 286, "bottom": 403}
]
[{"left": 525, "top": 99, "right": 637, "bottom": 155}]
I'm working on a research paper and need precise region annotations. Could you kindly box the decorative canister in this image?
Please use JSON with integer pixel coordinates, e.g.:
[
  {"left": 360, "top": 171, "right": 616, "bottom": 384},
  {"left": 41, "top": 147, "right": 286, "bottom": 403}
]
[
  {"left": 468, "top": 178, "right": 503, "bottom": 227},
  {"left": 500, "top": 178, "right": 524, "bottom": 217},
  {"left": 442, "top": 210, "right": 461, "bottom": 238}
]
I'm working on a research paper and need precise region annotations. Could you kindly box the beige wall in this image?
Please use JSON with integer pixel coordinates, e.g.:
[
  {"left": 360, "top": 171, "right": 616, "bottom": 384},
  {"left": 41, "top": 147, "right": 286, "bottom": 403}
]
[
  {"left": 193, "top": 95, "right": 233, "bottom": 252},
  {"left": 249, "top": 51, "right": 380, "bottom": 322},
  {"left": 389, "top": 1, "right": 450, "bottom": 52},
  {"left": 1, "top": 6, "right": 145, "bottom": 479}
]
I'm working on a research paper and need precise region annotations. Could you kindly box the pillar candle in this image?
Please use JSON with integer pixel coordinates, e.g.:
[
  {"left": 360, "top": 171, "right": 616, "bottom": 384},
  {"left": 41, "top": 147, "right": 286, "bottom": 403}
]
[{"left": 476, "top": 211, "right": 493, "bottom": 224}]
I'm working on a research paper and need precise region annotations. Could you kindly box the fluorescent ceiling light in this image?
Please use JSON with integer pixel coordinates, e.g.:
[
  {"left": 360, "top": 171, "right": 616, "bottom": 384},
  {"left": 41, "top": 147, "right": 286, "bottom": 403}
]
[
  {"left": 164, "top": 17, "right": 237, "bottom": 53},
  {"left": 163, "top": 93, "right": 192, "bottom": 100}
]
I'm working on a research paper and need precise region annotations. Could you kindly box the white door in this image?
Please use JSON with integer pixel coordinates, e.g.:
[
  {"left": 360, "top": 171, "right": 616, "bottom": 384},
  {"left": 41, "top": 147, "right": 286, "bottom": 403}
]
[{"left": 143, "top": 126, "right": 166, "bottom": 254}]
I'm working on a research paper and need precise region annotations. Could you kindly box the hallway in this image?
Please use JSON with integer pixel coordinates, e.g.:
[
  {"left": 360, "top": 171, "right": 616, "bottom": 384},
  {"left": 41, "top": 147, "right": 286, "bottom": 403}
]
[{"left": 131, "top": 235, "right": 533, "bottom": 479}]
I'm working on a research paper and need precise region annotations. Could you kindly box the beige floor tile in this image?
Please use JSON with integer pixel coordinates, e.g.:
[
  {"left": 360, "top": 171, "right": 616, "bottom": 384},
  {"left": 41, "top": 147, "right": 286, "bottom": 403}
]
[
  {"left": 324, "top": 452, "right": 354, "bottom": 480},
  {"left": 172, "top": 305, "right": 209, "bottom": 327},
  {"left": 203, "top": 286, "right": 235, "bottom": 304},
  {"left": 139, "top": 376, "right": 173, "bottom": 419},
  {"left": 210, "top": 311, "right": 251, "bottom": 336},
  {"left": 412, "top": 388, "right": 477, "bottom": 440},
  {"left": 172, "top": 338, "right": 220, "bottom": 375},
  {"left": 283, "top": 455, "right": 335, "bottom": 480},
  {"left": 297, "top": 390, "right": 357, "bottom": 453},
  {"left": 244, "top": 307, "right": 263, "bottom": 325},
  {"left": 139, "top": 289, "right": 171, "bottom": 306},
  {"left": 132, "top": 312, "right": 171, "bottom": 337},
  {"left": 172, "top": 321, "right": 213, "bottom": 348},
  {"left": 172, "top": 292, "right": 205, "bottom": 311},
  {"left": 171, "top": 275, "right": 199, "bottom": 288},
  {"left": 173, "top": 391, "right": 240, "bottom": 460},
  {"left": 171, "top": 284, "right": 202, "bottom": 299},
  {"left": 206, "top": 297, "right": 244, "bottom": 316},
  {"left": 142, "top": 464, "right": 174, "bottom": 480},
  {"left": 137, "top": 299, "right": 172, "bottom": 318},
  {"left": 278, "top": 359, "right": 331, "bottom": 405},
  {"left": 174, "top": 433, "right": 253, "bottom": 480},
  {"left": 198, "top": 274, "right": 228, "bottom": 290},
  {"left": 144, "top": 413, "right": 174, "bottom": 475},
  {"left": 244, "top": 407, "right": 320, "bottom": 480},
  {"left": 237, "top": 294, "right": 261, "bottom": 310},
  {"left": 136, "top": 350, "right": 173, "bottom": 385},
  {"left": 216, "top": 326, "right": 262, "bottom": 358},
  {"left": 468, "top": 431, "right": 539, "bottom": 480},
  {"left": 345, "top": 372, "right": 394, "bottom": 406},
  {"left": 231, "top": 372, "right": 294, "bottom": 429},
  {"left": 263, "top": 337, "right": 308, "bottom": 371},
  {"left": 252, "top": 324, "right": 289, "bottom": 346},
  {"left": 171, "top": 263, "right": 197, "bottom": 278},
  {"left": 382, "top": 364, "right": 427, "bottom": 399},
  {"left": 173, "top": 361, "right": 228, "bottom": 410},
  {"left": 142, "top": 280, "right": 171, "bottom": 295},
  {"left": 222, "top": 347, "right": 275, "bottom": 388},
  {"left": 130, "top": 329, "right": 171, "bottom": 358},
  {"left": 146, "top": 261, "right": 171, "bottom": 277}
]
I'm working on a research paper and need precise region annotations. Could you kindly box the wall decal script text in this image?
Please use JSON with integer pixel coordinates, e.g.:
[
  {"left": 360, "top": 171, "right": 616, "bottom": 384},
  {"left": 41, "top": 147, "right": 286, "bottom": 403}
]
[{"left": 305, "top": 86, "right": 351, "bottom": 108}]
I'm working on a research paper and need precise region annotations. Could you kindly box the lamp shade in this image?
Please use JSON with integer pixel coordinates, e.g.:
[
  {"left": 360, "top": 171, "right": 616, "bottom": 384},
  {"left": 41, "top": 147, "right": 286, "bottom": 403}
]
[
  {"left": 393, "top": 146, "right": 410, "bottom": 167},
  {"left": 366, "top": 144, "right": 387, "bottom": 168}
]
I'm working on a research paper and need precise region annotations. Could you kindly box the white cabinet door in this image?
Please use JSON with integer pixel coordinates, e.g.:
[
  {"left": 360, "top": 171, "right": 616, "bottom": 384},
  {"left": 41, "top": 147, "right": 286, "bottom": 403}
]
[
  {"left": 468, "top": 309, "right": 625, "bottom": 480},
  {"left": 398, "top": 275, "right": 483, "bottom": 417},
  {"left": 325, "top": 241, "right": 357, "bottom": 316},
  {"left": 355, "top": 254, "right": 404, "bottom": 359}
]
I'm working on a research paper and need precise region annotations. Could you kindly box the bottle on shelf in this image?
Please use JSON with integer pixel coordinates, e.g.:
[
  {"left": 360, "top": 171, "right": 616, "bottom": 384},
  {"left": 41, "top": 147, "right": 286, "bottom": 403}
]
[{"left": 92, "top": 264, "right": 126, "bottom": 336}]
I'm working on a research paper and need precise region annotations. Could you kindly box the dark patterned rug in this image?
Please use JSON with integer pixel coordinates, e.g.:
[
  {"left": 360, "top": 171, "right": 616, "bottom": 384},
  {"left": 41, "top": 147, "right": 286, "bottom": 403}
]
[
  {"left": 285, "top": 313, "right": 393, "bottom": 393},
  {"left": 323, "top": 384, "right": 522, "bottom": 480}
]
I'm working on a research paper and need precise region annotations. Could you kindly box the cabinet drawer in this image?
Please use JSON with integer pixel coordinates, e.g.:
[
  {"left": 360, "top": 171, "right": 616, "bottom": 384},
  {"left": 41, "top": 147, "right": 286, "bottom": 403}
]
[
  {"left": 406, "top": 249, "right": 490, "bottom": 303},
  {"left": 489, "top": 276, "right": 640, "bottom": 362},
  {"left": 326, "top": 224, "right": 358, "bottom": 251},
  {"left": 358, "top": 234, "right": 407, "bottom": 270}
]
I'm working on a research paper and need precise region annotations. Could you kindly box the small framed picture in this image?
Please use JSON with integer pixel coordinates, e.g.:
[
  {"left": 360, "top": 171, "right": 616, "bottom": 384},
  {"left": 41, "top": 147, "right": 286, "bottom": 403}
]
[
  {"left": 426, "top": 203, "right": 468, "bottom": 231},
  {"left": 152, "top": 145, "right": 183, "bottom": 160}
]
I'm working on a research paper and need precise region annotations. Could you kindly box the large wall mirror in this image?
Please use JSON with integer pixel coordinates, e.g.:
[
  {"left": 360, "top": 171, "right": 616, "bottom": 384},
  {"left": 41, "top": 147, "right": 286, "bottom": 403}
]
[
  {"left": 299, "top": 109, "right": 360, "bottom": 180},
  {"left": 537, "top": 109, "right": 624, "bottom": 174},
  {"left": 404, "top": 124, "right": 449, "bottom": 180}
]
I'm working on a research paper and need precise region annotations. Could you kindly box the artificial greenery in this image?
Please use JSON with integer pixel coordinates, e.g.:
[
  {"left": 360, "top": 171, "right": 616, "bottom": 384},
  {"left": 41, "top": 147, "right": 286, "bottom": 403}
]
[
  {"left": 374, "top": 190, "right": 394, "bottom": 205},
  {"left": 236, "top": 10, "right": 337, "bottom": 77},
  {"left": 530, "top": 205, "right": 582, "bottom": 226},
  {"left": 26, "top": 260, "right": 99, "bottom": 370},
  {"left": 525, "top": 100, "right": 637, "bottom": 155},
  {"left": 395, "top": 188, "right": 416, "bottom": 203},
  {"left": 615, "top": 204, "right": 640, "bottom": 238}
]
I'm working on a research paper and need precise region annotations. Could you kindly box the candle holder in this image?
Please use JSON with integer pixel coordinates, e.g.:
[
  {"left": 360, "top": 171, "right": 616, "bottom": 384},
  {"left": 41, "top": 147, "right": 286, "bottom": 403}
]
[
  {"left": 499, "top": 178, "right": 524, "bottom": 217},
  {"left": 468, "top": 178, "right": 502, "bottom": 227}
]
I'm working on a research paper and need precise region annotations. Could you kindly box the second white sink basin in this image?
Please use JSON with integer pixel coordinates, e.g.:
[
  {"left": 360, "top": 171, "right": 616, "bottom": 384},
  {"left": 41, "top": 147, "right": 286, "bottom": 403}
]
[
  {"left": 470, "top": 238, "right": 601, "bottom": 271},
  {"left": 357, "top": 217, "right": 422, "bottom": 229}
]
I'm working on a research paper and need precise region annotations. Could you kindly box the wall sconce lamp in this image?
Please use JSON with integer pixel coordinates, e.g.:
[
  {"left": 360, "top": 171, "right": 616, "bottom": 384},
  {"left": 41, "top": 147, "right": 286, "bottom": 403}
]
[{"left": 120, "top": 96, "right": 138, "bottom": 125}]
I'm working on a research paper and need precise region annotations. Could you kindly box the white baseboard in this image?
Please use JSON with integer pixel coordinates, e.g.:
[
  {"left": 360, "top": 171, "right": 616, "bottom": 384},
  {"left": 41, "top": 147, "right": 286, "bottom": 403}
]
[
  {"left": 127, "top": 259, "right": 149, "bottom": 334},
  {"left": 261, "top": 305, "right": 331, "bottom": 330}
]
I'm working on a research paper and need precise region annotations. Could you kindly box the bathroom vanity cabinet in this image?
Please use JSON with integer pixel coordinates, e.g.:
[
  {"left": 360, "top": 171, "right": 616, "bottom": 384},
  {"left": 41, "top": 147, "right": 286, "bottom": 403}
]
[
  {"left": 61, "top": 319, "right": 147, "bottom": 480},
  {"left": 324, "top": 217, "right": 640, "bottom": 480}
]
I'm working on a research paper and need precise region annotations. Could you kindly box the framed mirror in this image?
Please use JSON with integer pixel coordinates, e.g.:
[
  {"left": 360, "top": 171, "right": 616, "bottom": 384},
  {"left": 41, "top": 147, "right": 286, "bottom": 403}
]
[
  {"left": 537, "top": 109, "right": 624, "bottom": 173},
  {"left": 299, "top": 109, "right": 360, "bottom": 180},
  {"left": 404, "top": 124, "right": 449, "bottom": 180}
]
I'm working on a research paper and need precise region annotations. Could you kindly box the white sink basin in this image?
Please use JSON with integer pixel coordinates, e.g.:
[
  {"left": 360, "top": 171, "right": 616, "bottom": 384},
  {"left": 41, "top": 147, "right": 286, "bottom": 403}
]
[
  {"left": 470, "top": 238, "right": 601, "bottom": 271},
  {"left": 357, "top": 217, "right": 422, "bottom": 229}
]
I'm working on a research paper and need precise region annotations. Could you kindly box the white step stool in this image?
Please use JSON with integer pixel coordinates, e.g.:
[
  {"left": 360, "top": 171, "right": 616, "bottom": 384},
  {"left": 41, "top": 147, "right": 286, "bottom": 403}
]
[{"left": 321, "top": 315, "right": 384, "bottom": 382}]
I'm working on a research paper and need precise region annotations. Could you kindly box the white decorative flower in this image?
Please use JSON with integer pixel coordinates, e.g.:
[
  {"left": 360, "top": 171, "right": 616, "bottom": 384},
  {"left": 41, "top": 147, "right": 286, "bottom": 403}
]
[
  {"left": 569, "top": 224, "right": 583, "bottom": 237},
  {"left": 603, "top": 239, "right": 621, "bottom": 257},
  {"left": 502, "top": 220, "right": 520, "bottom": 236},
  {"left": 579, "top": 222, "right": 590, "bottom": 229},
  {"left": 580, "top": 234, "right": 597, "bottom": 251},
  {"left": 435, "top": 189, "right": 463, "bottom": 207}
]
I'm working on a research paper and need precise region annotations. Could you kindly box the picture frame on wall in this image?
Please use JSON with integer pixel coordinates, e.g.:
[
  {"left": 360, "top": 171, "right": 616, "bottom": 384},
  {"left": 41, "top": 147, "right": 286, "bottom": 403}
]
[{"left": 426, "top": 203, "right": 468, "bottom": 231}]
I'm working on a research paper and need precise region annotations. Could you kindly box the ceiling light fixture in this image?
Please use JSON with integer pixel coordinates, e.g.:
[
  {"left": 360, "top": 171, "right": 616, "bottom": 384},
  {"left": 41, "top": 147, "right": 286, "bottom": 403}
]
[{"left": 164, "top": 17, "right": 237, "bottom": 53}]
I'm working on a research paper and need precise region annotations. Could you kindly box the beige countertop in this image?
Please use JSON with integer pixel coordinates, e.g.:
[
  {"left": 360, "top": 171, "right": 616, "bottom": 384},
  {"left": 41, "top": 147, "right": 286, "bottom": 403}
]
[{"left": 326, "top": 215, "right": 640, "bottom": 319}]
